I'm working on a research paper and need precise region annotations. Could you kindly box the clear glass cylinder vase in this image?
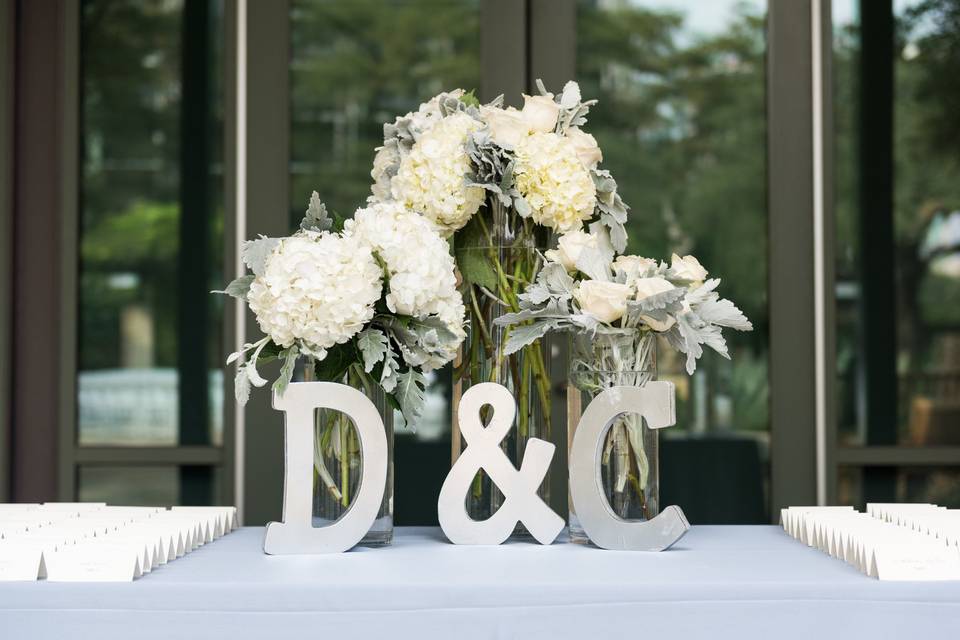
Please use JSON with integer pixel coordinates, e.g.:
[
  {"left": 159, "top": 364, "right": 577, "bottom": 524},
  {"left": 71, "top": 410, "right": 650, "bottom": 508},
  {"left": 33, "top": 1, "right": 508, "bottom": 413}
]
[
  {"left": 309, "top": 367, "right": 393, "bottom": 547},
  {"left": 452, "top": 199, "right": 553, "bottom": 528},
  {"left": 567, "top": 330, "right": 658, "bottom": 545}
]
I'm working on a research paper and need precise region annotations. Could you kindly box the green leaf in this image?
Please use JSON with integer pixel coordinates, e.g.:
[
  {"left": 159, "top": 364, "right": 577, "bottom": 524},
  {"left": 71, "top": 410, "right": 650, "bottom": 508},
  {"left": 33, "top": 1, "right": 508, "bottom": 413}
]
[
  {"left": 212, "top": 274, "right": 254, "bottom": 299},
  {"left": 241, "top": 236, "right": 281, "bottom": 277},
  {"left": 313, "top": 342, "right": 355, "bottom": 382},
  {"left": 356, "top": 329, "right": 388, "bottom": 373},
  {"left": 454, "top": 218, "right": 498, "bottom": 291},
  {"left": 394, "top": 369, "right": 426, "bottom": 426},
  {"left": 272, "top": 346, "right": 299, "bottom": 396},
  {"left": 456, "top": 251, "right": 498, "bottom": 291},
  {"left": 460, "top": 89, "right": 480, "bottom": 107},
  {"left": 300, "top": 190, "right": 333, "bottom": 232}
]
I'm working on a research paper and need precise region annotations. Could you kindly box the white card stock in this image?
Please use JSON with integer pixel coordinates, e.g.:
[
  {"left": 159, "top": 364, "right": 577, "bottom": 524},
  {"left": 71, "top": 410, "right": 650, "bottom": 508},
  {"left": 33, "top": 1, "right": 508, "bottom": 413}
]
[
  {"left": 0, "top": 503, "right": 238, "bottom": 581},
  {"left": 782, "top": 504, "right": 960, "bottom": 580}
]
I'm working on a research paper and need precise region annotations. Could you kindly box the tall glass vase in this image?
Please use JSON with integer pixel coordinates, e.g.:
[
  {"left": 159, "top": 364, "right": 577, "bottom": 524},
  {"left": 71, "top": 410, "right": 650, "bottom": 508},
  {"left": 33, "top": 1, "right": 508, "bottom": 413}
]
[
  {"left": 308, "top": 365, "right": 394, "bottom": 547},
  {"left": 567, "top": 330, "right": 658, "bottom": 545},
  {"left": 453, "top": 198, "right": 553, "bottom": 528}
]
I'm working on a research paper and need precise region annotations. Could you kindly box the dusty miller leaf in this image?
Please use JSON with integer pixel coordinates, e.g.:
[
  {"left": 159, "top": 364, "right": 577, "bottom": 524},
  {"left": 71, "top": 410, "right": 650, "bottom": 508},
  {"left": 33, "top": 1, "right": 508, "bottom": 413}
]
[
  {"left": 380, "top": 345, "right": 400, "bottom": 392},
  {"left": 632, "top": 287, "right": 686, "bottom": 313},
  {"left": 503, "top": 320, "right": 563, "bottom": 356},
  {"left": 272, "top": 346, "right": 299, "bottom": 396},
  {"left": 241, "top": 236, "right": 281, "bottom": 277},
  {"left": 234, "top": 367, "right": 251, "bottom": 405},
  {"left": 574, "top": 245, "right": 611, "bottom": 281},
  {"left": 696, "top": 297, "right": 753, "bottom": 331},
  {"left": 213, "top": 274, "right": 255, "bottom": 300},
  {"left": 357, "top": 329, "right": 389, "bottom": 373},
  {"left": 301, "top": 190, "right": 333, "bottom": 232},
  {"left": 394, "top": 369, "right": 426, "bottom": 425}
]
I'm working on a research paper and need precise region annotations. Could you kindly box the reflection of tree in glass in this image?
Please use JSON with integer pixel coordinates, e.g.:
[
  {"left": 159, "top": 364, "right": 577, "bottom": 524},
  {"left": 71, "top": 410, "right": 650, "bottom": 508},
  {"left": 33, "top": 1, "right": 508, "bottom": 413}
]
[
  {"left": 834, "top": 0, "right": 960, "bottom": 442},
  {"left": 577, "top": 2, "right": 768, "bottom": 432},
  {"left": 80, "top": 0, "right": 224, "bottom": 380},
  {"left": 290, "top": 0, "right": 481, "bottom": 223},
  {"left": 81, "top": 1, "right": 185, "bottom": 371}
]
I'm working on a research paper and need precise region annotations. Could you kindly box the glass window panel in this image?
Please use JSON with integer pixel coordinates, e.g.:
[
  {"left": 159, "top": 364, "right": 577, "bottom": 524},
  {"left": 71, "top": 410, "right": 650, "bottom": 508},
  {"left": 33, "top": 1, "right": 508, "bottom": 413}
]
[
  {"left": 78, "top": 465, "right": 221, "bottom": 506},
  {"left": 834, "top": 1, "right": 960, "bottom": 447},
  {"left": 576, "top": 0, "right": 770, "bottom": 522},
  {"left": 838, "top": 466, "right": 960, "bottom": 509},
  {"left": 78, "top": 0, "right": 225, "bottom": 449},
  {"left": 289, "top": 0, "right": 480, "bottom": 448}
]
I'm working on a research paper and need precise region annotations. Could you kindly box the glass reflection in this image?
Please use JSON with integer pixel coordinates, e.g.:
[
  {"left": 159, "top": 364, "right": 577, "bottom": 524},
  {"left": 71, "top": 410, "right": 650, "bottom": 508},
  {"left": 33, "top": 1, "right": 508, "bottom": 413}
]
[
  {"left": 834, "top": 0, "right": 960, "bottom": 448},
  {"left": 576, "top": 0, "right": 770, "bottom": 522},
  {"left": 78, "top": 0, "right": 224, "bottom": 449},
  {"left": 289, "top": 0, "right": 480, "bottom": 444}
]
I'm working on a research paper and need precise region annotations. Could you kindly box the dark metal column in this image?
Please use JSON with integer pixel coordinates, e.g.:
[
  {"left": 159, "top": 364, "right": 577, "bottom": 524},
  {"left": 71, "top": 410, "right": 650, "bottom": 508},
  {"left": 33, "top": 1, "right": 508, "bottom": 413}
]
[
  {"left": 11, "top": 0, "right": 70, "bottom": 502},
  {"left": 0, "top": 0, "right": 15, "bottom": 502},
  {"left": 177, "top": 0, "right": 215, "bottom": 504},
  {"left": 768, "top": 0, "right": 819, "bottom": 514},
  {"left": 858, "top": 0, "right": 898, "bottom": 501}
]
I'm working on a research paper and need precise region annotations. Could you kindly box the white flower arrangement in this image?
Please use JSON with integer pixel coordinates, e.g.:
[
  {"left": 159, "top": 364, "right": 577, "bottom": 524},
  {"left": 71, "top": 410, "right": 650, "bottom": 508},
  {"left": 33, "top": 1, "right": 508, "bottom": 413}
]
[
  {"left": 495, "top": 225, "right": 753, "bottom": 375},
  {"left": 246, "top": 232, "right": 382, "bottom": 357},
  {"left": 343, "top": 200, "right": 466, "bottom": 369},
  {"left": 368, "top": 79, "right": 629, "bottom": 249},
  {"left": 513, "top": 131, "right": 597, "bottom": 233},
  {"left": 216, "top": 192, "right": 466, "bottom": 425},
  {"left": 389, "top": 112, "right": 485, "bottom": 235}
]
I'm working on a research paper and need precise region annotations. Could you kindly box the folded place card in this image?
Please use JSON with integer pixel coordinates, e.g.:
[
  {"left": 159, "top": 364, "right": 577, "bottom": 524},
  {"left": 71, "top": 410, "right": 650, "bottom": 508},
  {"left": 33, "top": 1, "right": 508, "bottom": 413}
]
[
  {"left": 783, "top": 503, "right": 960, "bottom": 581},
  {"left": 0, "top": 502, "right": 237, "bottom": 582}
]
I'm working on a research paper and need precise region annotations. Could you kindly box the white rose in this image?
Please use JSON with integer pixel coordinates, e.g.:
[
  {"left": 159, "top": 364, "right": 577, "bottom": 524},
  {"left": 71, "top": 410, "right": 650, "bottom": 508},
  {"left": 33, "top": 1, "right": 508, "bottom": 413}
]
[
  {"left": 545, "top": 229, "right": 597, "bottom": 271},
  {"left": 520, "top": 93, "right": 561, "bottom": 133},
  {"left": 613, "top": 255, "right": 657, "bottom": 284},
  {"left": 574, "top": 280, "right": 633, "bottom": 324},
  {"left": 634, "top": 277, "right": 677, "bottom": 331},
  {"left": 671, "top": 253, "right": 708, "bottom": 283},
  {"left": 480, "top": 105, "right": 530, "bottom": 148},
  {"left": 566, "top": 127, "right": 603, "bottom": 169}
]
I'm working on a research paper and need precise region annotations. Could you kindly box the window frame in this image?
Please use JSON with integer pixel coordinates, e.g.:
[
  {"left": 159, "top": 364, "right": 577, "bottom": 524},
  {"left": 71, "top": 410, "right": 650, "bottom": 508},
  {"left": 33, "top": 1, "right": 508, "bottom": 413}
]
[{"left": 19, "top": 0, "right": 954, "bottom": 518}]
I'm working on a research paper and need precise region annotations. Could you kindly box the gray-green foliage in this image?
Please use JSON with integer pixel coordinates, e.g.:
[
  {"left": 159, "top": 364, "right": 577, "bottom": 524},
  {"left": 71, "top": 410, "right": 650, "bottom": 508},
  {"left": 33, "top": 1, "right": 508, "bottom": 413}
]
[
  {"left": 241, "top": 236, "right": 281, "bottom": 277},
  {"left": 394, "top": 369, "right": 427, "bottom": 426},
  {"left": 212, "top": 274, "right": 254, "bottom": 300},
  {"left": 497, "top": 253, "right": 751, "bottom": 373},
  {"left": 300, "top": 190, "right": 333, "bottom": 233}
]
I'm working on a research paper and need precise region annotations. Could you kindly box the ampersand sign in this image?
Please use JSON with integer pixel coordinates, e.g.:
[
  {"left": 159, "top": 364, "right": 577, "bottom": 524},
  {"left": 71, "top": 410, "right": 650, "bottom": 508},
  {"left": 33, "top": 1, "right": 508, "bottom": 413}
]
[{"left": 438, "top": 382, "right": 564, "bottom": 545}]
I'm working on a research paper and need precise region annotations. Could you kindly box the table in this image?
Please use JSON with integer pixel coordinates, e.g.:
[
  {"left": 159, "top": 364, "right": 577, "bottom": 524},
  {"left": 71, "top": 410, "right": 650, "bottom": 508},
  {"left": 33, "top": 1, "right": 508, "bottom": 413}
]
[{"left": 2, "top": 526, "right": 959, "bottom": 639}]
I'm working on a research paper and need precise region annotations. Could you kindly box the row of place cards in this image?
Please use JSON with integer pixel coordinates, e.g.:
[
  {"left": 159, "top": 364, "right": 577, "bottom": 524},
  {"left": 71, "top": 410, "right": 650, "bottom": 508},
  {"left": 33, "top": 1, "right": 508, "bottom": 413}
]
[
  {"left": 0, "top": 503, "right": 237, "bottom": 582},
  {"left": 781, "top": 503, "right": 960, "bottom": 581}
]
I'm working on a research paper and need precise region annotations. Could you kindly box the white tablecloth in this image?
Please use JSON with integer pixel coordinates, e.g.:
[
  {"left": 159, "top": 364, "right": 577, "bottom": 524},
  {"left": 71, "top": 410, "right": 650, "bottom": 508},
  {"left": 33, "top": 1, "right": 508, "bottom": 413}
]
[{"left": 2, "top": 526, "right": 959, "bottom": 639}]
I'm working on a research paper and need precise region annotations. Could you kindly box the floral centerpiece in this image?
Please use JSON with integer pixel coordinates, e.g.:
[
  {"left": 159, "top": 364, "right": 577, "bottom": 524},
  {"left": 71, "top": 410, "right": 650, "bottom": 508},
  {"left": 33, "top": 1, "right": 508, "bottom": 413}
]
[
  {"left": 216, "top": 192, "right": 465, "bottom": 545},
  {"left": 496, "top": 226, "right": 752, "bottom": 543},
  {"left": 368, "top": 81, "right": 630, "bottom": 521}
]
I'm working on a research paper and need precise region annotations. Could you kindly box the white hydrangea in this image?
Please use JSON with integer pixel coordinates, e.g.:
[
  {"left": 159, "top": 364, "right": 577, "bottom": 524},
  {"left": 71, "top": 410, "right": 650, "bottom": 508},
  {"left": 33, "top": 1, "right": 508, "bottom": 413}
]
[
  {"left": 514, "top": 131, "right": 597, "bottom": 234},
  {"left": 345, "top": 201, "right": 466, "bottom": 369},
  {"left": 390, "top": 112, "right": 485, "bottom": 236},
  {"left": 247, "top": 232, "right": 382, "bottom": 358}
]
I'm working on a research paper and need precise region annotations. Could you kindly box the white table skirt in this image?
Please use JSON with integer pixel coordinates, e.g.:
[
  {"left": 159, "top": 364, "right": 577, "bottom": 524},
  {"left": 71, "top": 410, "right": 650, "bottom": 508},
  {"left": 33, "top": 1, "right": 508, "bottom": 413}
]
[{"left": 2, "top": 525, "right": 959, "bottom": 639}]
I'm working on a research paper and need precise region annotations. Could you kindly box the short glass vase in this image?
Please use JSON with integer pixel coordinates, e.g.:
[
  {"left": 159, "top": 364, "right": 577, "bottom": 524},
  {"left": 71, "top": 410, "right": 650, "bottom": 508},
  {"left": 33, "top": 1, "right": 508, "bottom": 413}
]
[
  {"left": 309, "top": 367, "right": 393, "bottom": 547},
  {"left": 567, "top": 330, "right": 658, "bottom": 545}
]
